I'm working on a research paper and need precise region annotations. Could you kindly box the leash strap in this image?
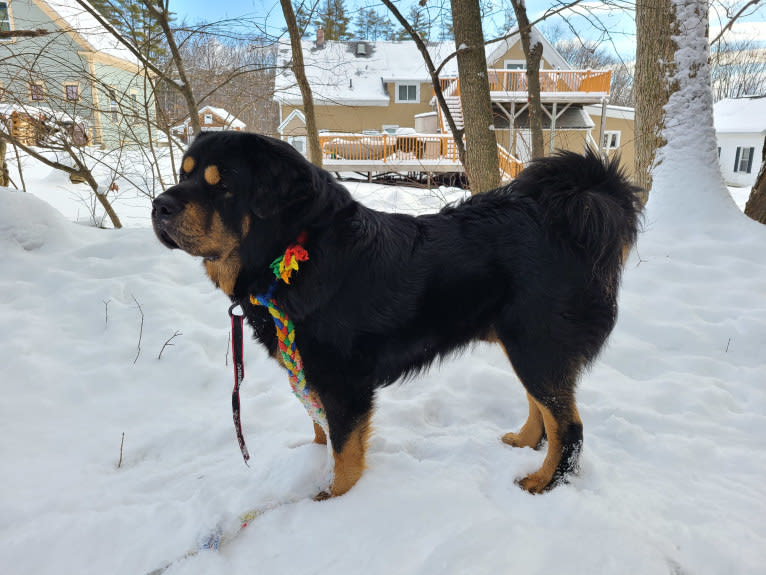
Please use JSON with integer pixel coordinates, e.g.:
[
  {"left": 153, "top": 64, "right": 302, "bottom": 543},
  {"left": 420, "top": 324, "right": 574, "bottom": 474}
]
[{"left": 228, "top": 303, "right": 250, "bottom": 464}]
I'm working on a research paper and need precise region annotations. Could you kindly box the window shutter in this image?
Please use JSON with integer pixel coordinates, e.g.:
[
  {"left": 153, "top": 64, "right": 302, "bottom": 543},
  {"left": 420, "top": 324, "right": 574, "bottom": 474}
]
[
  {"left": 746, "top": 147, "right": 754, "bottom": 173},
  {"left": 734, "top": 147, "right": 741, "bottom": 172}
]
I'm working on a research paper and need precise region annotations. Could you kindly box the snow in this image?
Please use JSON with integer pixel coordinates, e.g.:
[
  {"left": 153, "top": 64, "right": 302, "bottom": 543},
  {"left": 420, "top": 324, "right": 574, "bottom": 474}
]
[
  {"left": 1, "top": 132, "right": 765, "bottom": 574},
  {"left": 714, "top": 96, "right": 766, "bottom": 135},
  {"left": 41, "top": 0, "right": 140, "bottom": 65}
]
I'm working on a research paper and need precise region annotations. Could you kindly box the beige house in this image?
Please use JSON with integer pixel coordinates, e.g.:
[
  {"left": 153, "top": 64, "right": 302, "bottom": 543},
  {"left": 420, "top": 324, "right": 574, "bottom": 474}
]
[{"left": 275, "top": 29, "right": 634, "bottom": 180}]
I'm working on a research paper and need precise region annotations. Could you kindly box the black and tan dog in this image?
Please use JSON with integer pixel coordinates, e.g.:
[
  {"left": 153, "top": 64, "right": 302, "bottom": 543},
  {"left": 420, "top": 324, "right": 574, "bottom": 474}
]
[{"left": 152, "top": 131, "right": 641, "bottom": 498}]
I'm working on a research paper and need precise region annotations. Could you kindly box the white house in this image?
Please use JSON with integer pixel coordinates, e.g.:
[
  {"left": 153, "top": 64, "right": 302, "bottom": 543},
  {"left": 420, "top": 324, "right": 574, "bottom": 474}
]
[{"left": 714, "top": 96, "right": 766, "bottom": 188}]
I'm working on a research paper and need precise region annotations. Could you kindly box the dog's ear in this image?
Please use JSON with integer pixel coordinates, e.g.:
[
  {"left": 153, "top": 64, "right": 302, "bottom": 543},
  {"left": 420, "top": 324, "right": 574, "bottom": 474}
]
[{"left": 248, "top": 142, "right": 318, "bottom": 219}]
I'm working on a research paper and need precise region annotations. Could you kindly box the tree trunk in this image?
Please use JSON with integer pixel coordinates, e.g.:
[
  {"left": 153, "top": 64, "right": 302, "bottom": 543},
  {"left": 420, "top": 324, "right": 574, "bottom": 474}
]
[
  {"left": 450, "top": 0, "right": 499, "bottom": 194},
  {"left": 634, "top": 0, "right": 678, "bottom": 190},
  {"left": 744, "top": 140, "right": 766, "bottom": 224},
  {"left": 641, "top": 0, "right": 740, "bottom": 224},
  {"left": 510, "top": 1, "right": 545, "bottom": 159},
  {"left": 0, "top": 140, "right": 8, "bottom": 187},
  {"left": 281, "top": 0, "right": 323, "bottom": 168}
]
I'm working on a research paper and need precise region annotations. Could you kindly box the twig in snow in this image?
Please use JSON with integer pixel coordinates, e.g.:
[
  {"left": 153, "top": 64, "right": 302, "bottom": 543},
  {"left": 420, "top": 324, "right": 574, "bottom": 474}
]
[
  {"left": 158, "top": 330, "right": 182, "bottom": 359},
  {"left": 725, "top": 338, "right": 731, "bottom": 353},
  {"left": 118, "top": 432, "right": 125, "bottom": 468},
  {"left": 131, "top": 294, "right": 144, "bottom": 365},
  {"left": 103, "top": 299, "right": 111, "bottom": 327}
]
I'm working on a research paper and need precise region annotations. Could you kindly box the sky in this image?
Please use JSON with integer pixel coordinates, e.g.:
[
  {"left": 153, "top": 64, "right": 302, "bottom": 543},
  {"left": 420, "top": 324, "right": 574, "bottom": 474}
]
[{"left": 169, "top": 0, "right": 766, "bottom": 59}]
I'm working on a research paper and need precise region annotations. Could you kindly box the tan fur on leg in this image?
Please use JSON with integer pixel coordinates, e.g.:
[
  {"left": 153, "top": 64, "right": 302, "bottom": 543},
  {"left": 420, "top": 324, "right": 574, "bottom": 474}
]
[
  {"left": 517, "top": 398, "right": 582, "bottom": 494},
  {"left": 316, "top": 413, "right": 372, "bottom": 499},
  {"left": 502, "top": 392, "right": 545, "bottom": 449}
]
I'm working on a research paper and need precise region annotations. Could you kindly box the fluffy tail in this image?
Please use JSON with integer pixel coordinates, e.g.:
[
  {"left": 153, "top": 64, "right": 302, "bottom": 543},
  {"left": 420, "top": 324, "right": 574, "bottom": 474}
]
[{"left": 514, "top": 148, "right": 643, "bottom": 273}]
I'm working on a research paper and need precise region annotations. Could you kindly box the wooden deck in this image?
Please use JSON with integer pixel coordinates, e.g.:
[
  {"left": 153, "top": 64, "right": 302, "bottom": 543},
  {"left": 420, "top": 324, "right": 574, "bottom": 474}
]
[{"left": 319, "top": 133, "right": 523, "bottom": 180}]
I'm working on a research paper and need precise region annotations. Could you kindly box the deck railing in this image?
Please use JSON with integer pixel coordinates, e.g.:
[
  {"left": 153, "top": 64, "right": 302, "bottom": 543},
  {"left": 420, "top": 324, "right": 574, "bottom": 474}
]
[
  {"left": 318, "top": 133, "right": 524, "bottom": 182},
  {"left": 438, "top": 68, "right": 612, "bottom": 96},
  {"left": 320, "top": 133, "right": 461, "bottom": 163}
]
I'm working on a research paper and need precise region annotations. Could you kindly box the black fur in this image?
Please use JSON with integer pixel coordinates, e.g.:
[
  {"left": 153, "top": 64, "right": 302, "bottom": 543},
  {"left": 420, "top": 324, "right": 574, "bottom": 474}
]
[{"left": 152, "top": 131, "right": 642, "bottom": 494}]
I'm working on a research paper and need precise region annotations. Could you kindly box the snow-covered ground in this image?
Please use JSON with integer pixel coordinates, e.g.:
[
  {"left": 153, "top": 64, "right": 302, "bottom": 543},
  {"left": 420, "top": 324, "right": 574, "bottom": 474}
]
[{"left": 1, "top": 148, "right": 765, "bottom": 575}]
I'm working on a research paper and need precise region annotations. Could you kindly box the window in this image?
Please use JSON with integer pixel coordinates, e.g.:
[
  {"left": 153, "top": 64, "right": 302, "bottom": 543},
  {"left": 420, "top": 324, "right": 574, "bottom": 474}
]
[
  {"left": 30, "top": 83, "right": 45, "bottom": 101},
  {"left": 65, "top": 84, "right": 79, "bottom": 101},
  {"left": 203, "top": 113, "right": 213, "bottom": 125},
  {"left": 0, "top": 2, "right": 12, "bottom": 37},
  {"left": 504, "top": 60, "right": 526, "bottom": 70},
  {"left": 382, "top": 124, "right": 399, "bottom": 134},
  {"left": 395, "top": 83, "right": 419, "bottom": 103},
  {"left": 288, "top": 135, "right": 306, "bottom": 156},
  {"left": 602, "top": 130, "right": 621, "bottom": 150},
  {"left": 734, "top": 146, "right": 755, "bottom": 173}
]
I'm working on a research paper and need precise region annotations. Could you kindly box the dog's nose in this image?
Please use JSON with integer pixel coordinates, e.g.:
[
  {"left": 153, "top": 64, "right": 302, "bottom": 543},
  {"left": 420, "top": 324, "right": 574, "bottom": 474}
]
[{"left": 152, "top": 194, "right": 182, "bottom": 219}]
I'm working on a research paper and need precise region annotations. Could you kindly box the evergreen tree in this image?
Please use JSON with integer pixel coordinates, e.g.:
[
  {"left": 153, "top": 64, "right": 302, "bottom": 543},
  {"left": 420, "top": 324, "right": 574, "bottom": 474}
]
[
  {"left": 355, "top": 7, "right": 393, "bottom": 41},
  {"left": 293, "top": 0, "right": 315, "bottom": 37},
  {"left": 393, "top": 5, "right": 430, "bottom": 41},
  {"left": 89, "top": 0, "right": 170, "bottom": 60},
  {"left": 313, "top": 0, "right": 352, "bottom": 41}
]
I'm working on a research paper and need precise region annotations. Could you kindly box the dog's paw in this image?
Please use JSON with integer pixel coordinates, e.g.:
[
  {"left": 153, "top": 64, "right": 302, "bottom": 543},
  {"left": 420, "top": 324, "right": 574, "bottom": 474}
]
[
  {"left": 515, "top": 471, "right": 552, "bottom": 494},
  {"left": 501, "top": 432, "right": 527, "bottom": 448},
  {"left": 313, "top": 490, "right": 333, "bottom": 501},
  {"left": 502, "top": 432, "right": 545, "bottom": 450}
]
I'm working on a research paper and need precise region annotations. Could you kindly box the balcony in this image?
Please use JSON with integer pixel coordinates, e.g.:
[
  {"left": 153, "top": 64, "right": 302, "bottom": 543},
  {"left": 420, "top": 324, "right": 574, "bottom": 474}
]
[{"left": 439, "top": 68, "right": 612, "bottom": 104}]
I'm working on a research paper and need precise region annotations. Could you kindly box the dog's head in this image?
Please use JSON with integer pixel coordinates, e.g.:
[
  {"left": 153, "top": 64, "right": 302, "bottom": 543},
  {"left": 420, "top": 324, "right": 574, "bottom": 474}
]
[{"left": 151, "top": 131, "right": 332, "bottom": 295}]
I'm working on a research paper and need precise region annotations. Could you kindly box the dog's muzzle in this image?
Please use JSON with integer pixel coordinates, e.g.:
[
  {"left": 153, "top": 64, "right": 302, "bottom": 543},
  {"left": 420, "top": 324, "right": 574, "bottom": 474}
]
[{"left": 152, "top": 193, "right": 182, "bottom": 249}]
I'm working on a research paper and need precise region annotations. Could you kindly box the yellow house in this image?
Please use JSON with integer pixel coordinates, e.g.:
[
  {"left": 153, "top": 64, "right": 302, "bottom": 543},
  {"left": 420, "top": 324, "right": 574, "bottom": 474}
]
[{"left": 275, "top": 28, "right": 634, "bottom": 180}]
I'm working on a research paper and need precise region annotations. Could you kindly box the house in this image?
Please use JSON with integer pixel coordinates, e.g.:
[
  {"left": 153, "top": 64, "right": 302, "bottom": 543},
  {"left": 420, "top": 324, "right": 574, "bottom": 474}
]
[
  {"left": 714, "top": 95, "right": 766, "bottom": 188},
  {"left": 0, "top": 0, "right": 154, "bottom": 147},
  {"left": 274, "top": 27, "right": 633, "bottom": 180},
  {"left": 170, "top": 105, "right": 246, "bottom": 144}
]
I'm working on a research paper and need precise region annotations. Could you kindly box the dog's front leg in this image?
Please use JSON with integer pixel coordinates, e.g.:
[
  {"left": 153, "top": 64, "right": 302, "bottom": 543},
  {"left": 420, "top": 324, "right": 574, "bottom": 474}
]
[{"left": 314, "top": 391, "right": 374, "bottom": 499}]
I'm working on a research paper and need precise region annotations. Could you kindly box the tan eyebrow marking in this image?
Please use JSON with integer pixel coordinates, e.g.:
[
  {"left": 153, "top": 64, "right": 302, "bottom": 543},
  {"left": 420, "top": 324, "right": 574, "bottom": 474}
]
[
  {"left": 182, "top": 156, "right": 195, "bottom": 174},
  {"left": 204, "top": 165, "right": 221, "bottom": 186}
]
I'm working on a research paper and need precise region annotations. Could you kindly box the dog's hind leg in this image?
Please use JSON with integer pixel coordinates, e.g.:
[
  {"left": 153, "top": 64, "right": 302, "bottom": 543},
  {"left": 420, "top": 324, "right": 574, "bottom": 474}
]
[
  {"left": 502, "top": 392, "right": 546, "bottom": 450},
  {"left": 515, "top": 391, "right": 582, "bottom": 494},
  {"left": 497, "top": 337, "right": 584, "bottom": 493}
]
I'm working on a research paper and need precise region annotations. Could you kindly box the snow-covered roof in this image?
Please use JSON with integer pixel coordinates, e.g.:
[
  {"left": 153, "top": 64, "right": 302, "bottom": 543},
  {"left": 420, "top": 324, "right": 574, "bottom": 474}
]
[
  {"left": 275, "top": 40, "right": 457, "bottom": 106},
  {"left": 39, "top": 0, "right": 139, "bottom": 65},
  {"left": 198, "top": 105, "right": 246, "bottom": 129},
  {"left": 0, "top": 102, "right": 86, "bottom": 125},
  {"left": 172, "top": 106, "right": 246, "bottom": 131},
  {"left": 275, "top": 31, "right": 572, "bottom": 107},
  {"left": 714, "top": 96, "right": 766, "bottom": 135}
]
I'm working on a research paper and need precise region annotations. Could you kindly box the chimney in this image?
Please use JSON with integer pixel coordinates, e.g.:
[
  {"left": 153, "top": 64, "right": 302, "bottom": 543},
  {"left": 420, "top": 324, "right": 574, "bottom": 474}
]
[{"left": 316, "top": 27, "right": 325, "bottom": 49}]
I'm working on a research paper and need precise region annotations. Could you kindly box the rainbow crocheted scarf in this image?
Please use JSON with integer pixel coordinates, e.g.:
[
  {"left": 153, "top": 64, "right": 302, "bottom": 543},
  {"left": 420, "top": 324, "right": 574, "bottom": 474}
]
[{"left": 250, "top": 233, "right": 327, "bottom": 432}]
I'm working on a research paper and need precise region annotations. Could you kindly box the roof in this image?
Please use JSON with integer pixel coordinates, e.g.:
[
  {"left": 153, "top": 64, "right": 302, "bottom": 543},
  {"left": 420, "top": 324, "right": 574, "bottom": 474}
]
[
  {"left": 714, "top": 96, "right": 766, "bottom": 134},
  {"left": 172, "top": 106, "right": 246, "bottom": 130},
  {"left": 275, "top": 29, "right": 570, "bottom": 107},
  {"left": 38, "top": 1, "right": 139, "bottom": 65},
  {"left": 198, "top": 105, "right": 246, "bottom": 129}
]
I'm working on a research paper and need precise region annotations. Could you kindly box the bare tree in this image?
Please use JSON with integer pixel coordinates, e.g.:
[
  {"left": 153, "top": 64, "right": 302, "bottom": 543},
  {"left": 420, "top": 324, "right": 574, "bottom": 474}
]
[
  {"left": 450, "top": 0, "right": 499, "bottom": 193},
  {"left": 281, "top": 0, "right": 322, "bottom": 167},
  {"left": 382, "top": 0, "right": 467, "bottom": 170},
  {"left": 509, "top": 0, "right": 545, "bottom": 159}
]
